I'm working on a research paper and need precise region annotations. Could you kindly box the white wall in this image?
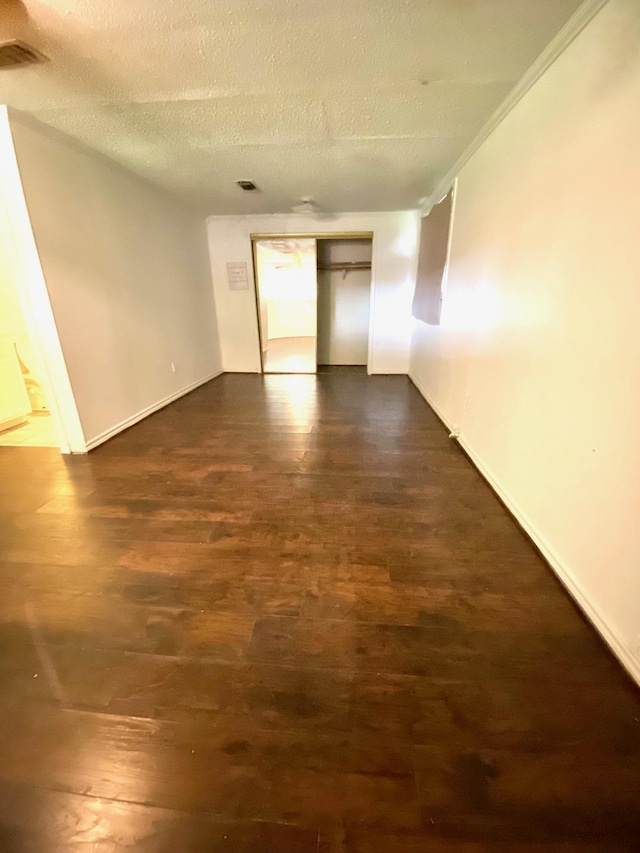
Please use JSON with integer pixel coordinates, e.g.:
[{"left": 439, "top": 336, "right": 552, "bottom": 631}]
[
  {"left": 8, "top": 112, "right": 222, "bottom": 448},
  {"left": 207, "top": 212, "right": 418, "bottom": 374},
  {"left": 317, "top": 239, "right": 372, "bottom": 366},
  {"left": 410, "top": 0, "right": 640, "bottom": 682}
]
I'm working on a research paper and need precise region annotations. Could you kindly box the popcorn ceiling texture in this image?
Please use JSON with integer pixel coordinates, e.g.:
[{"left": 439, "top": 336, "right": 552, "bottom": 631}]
[{"left": 0, "top": 0, "right": 583, "bottom": 213}]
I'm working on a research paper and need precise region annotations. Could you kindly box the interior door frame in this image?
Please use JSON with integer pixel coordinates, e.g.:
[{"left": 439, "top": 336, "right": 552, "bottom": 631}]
[{"left": 250, "top": 231, "right": 374, "bottom": 374}]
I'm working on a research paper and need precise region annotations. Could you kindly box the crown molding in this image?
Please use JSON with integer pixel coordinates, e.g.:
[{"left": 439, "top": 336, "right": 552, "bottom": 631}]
[{"left": 419, "top": 0, "right": 610, "bottom": 216}]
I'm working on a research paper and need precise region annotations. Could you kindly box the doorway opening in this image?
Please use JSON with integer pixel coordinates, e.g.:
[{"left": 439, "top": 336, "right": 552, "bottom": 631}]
[
  {"left": 254, "top": 237, "right": 318, "bottom": 374},
  {"left": 252, "top": 233, "right": 373, "bottom": 374},
  {"left": 0, "top": 262, "right": 59, "bottom": 449}
]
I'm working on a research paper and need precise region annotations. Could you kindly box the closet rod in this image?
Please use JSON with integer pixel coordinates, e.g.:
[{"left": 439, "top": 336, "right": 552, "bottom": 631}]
[{"left": 317, "top": 262, "right": 372, "bottom": 271}]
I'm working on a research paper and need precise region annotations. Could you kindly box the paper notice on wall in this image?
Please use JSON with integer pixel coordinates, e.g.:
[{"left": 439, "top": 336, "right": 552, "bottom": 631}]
[{"left": 227, "top": 262, "right": 249, "bottom": 290}]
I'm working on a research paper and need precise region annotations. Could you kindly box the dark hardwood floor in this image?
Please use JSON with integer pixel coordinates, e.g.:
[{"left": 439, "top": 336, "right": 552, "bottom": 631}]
[{"left": 0, "top": 372, "right": 639, "bottom": 852}]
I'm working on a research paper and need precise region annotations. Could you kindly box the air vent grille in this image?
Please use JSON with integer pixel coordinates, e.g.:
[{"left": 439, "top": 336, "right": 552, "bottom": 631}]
[{"left": 0, "top": 39, "right": 48, "bottom": 69}]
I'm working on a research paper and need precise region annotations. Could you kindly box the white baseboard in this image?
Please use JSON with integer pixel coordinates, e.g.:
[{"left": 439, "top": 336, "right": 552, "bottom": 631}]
[
  {"left": 409, "top": 371, "right": 640, "bottom": 687},
  {"left": 84, "top": 370, "right": 223, "bottom": 451}
]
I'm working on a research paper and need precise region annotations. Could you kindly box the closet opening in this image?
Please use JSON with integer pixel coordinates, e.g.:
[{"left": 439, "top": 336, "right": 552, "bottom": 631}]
[
  {"left": 251, "top": 233, "right": 373, "bottom": 374},
  {"left": 316, "top": 238, "right": 372, "bottom": 372}
]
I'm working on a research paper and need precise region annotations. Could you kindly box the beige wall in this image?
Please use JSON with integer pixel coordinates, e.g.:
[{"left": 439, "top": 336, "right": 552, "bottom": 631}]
[
  {"left": 410, "top": 0, "right": 640, "bottom": 681},
  {"left": 9, "top": 113, "right": 222, "bottom": 448}
]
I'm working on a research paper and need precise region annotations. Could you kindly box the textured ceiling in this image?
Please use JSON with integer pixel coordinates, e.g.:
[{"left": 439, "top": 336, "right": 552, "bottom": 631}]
[{"left": 0, "top": 0, "right": 585, "bottom": 213}]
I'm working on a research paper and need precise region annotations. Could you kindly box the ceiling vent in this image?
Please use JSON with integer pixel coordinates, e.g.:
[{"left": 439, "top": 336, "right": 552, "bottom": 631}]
[
  {"left": 0, "top": 39, "right": 48, "bottom": 69},
  {"left": 237, "top": 180, "right": 258, "bottom": 192}
]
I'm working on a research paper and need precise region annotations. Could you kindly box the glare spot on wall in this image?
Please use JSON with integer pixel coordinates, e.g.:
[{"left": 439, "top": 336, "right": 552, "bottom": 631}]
[
  {"left": 441, "top": 279, "right": 504, "bottom": 332},
  {"left": 392, "top": 223, "right": 419, "bottom": 258}
]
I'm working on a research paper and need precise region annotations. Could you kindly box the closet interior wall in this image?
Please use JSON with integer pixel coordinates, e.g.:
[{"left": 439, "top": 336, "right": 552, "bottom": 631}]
[{"left": 316, "top": 239, "right": 372, "bottom": 367}]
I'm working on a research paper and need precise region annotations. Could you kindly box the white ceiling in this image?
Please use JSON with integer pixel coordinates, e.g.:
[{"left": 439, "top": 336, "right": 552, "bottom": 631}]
[{"left": 0, "top": 0, "right": 585, "bottom": 214}]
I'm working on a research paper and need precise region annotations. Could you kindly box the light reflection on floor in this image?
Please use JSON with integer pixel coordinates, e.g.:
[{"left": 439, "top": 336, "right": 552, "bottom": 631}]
[
  {"left": 263, "top": 336, "right": 317, "bottom": 373},
  {"left": 263, "top": 372, "right": 319, "bottom": 433}
]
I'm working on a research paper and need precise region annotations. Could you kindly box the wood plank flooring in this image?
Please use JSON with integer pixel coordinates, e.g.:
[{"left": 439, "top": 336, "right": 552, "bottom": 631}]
[{"left": 0, "top": 372, "right": 638, "bottom": 852}]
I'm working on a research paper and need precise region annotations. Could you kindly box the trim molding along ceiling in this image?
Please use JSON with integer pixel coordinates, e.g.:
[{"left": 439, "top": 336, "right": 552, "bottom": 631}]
[{"left": 419, "top": 0, "right": 610, "bottom": 215}]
